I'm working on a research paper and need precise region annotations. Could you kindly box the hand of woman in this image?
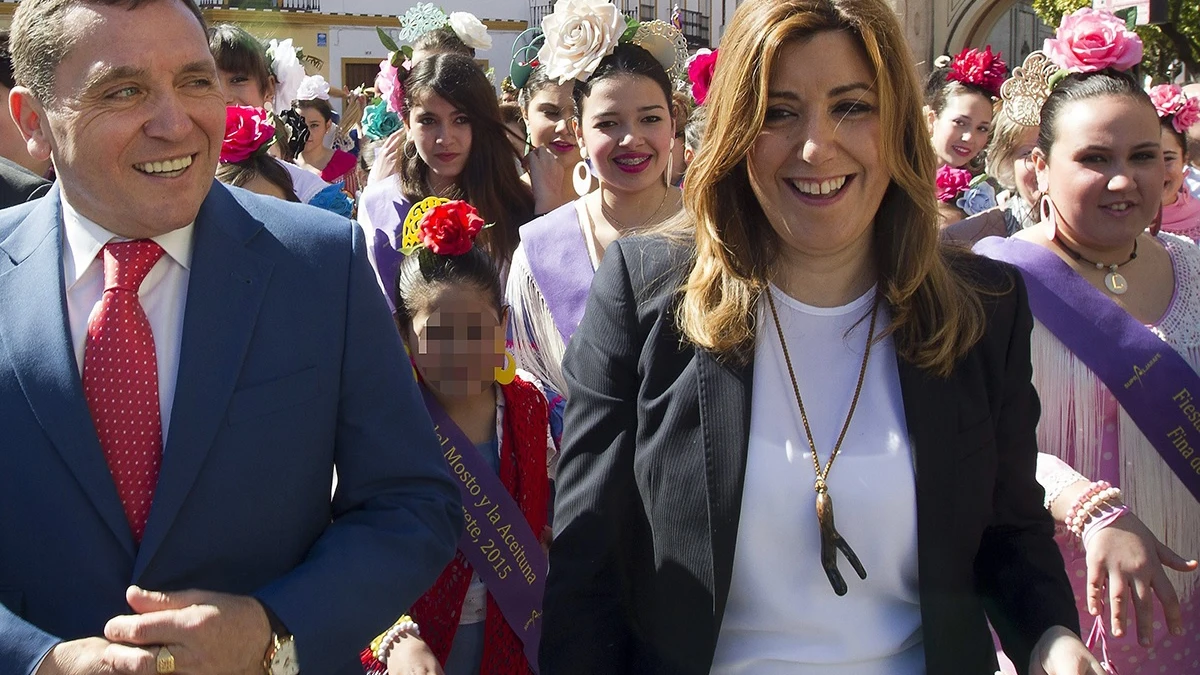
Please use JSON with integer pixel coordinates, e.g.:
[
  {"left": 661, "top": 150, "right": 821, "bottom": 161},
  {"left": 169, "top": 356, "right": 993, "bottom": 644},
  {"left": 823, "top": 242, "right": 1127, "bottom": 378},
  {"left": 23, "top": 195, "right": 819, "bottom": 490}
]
[
  {"left": 1085, "top": 512, "right": 1198, "bottom": 645},
  {"left": 527, "top": 146, "right": 569, "bottom": 214},
  {"left": 1028, "top": 625, "right": 1106, "bottom": 675},
  {"left": 368, "top": 129, "right": 408, "bottom": 186},
  {"left": 385, "top": 634, "right": 445, "bottom": 675}
]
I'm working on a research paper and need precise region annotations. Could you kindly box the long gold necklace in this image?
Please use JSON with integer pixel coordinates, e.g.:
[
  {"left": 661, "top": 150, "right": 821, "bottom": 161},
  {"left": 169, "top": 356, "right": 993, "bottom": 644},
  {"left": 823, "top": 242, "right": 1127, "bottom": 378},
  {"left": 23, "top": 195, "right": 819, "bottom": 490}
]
[{"left": 766, "top": 289, "right": 879, "bottom": 596}]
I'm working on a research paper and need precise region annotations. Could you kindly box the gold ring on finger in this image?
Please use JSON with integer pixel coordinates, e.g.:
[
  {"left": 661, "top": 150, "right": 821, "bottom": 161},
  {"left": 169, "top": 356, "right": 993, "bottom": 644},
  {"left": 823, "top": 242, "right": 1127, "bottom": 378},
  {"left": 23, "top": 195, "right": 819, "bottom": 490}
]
[{"left": 156, "top": 646, "right": 176, "bottom": 674}]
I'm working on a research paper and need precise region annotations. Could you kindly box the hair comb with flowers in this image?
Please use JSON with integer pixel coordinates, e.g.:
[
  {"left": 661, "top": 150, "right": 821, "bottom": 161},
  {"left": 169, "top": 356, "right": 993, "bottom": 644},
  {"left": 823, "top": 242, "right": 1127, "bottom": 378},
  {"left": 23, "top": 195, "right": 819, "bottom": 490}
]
[
  {"left": 396, "top": 3, "right": 492, "bottom": 50},
  {"left": 1000, "top": 8, "right": 1143, "bottom": 128},
  {"left": 399, "top": 197, "right": 491, "bottom": 258},
  {"left": 536, "top": 0, "right": 688, "bottom": 85}
]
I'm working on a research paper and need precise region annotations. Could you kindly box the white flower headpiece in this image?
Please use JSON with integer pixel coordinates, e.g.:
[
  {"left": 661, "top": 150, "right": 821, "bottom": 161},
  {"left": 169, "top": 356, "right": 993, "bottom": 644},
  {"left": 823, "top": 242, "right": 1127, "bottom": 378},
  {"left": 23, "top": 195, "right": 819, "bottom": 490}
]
[
  {"left": 536, "top": 0, "right": 688, "bottom": 85},
  {"left": 397, "top": 3, "right": 491, "bottom": 51},
  {"left": 267, "top": 38, "right": 307, "bottom": 111},
  {"left": 296, "top": 74, "right": 331, "bottom": 101}
]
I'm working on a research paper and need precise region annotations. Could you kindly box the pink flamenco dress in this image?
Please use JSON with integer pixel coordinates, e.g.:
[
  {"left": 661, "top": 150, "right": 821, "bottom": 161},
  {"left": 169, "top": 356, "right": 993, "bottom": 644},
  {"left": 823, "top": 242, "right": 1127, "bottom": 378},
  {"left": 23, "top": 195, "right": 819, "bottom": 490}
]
[
  {"left": 1161, "top": 186, "right": 1200, "bottom": 244},
  {"left": 996, "top": 233, "right": 1200, "bottom": 674}
]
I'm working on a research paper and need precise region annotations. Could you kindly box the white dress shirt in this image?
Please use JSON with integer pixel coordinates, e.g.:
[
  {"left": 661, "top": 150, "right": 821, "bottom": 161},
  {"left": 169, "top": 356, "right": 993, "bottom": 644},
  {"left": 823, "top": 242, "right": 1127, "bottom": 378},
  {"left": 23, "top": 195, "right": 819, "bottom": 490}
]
[{"left": 61, "top": 196, "right": 193, "bottom": 443}]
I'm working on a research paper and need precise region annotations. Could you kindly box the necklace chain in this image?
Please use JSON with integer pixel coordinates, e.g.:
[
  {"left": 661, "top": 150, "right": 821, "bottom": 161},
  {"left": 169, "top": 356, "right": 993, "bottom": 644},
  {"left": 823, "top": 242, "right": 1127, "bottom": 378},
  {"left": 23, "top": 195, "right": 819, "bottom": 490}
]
[
  {"left": 597, "top": 186, "right": 671, "bottom": 233},
  {"left": 765, "top": 289, "right": 879, "bottom": 493}
]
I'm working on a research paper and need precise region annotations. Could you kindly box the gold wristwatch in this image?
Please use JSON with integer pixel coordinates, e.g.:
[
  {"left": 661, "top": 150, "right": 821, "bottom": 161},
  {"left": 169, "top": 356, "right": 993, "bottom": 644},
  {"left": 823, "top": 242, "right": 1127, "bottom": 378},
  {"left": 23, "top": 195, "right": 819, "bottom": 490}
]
[{"left": 262, "top": 606, "right": 300, "bottom": 675}]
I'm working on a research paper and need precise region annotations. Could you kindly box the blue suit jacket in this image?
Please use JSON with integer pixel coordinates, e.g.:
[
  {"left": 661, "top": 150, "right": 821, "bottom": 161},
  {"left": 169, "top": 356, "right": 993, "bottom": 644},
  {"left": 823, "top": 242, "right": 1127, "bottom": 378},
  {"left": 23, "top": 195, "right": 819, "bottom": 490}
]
[{"left": 0, "top": 182, "right": 462, "bottom": 675}]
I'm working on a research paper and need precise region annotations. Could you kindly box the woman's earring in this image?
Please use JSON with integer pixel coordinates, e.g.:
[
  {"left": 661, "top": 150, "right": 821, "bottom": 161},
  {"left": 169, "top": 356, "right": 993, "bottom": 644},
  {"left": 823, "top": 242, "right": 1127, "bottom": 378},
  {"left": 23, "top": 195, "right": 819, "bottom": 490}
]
[
  {"left": 1040, "top": 194, "right": 1057, "bottom": 241},
  {"left": 494, "top": 350, "right": 517, "bottom": 386},
  {"left": 403, "top": 141, "right": 418, "bottom": 160},
  {"left": 573, "top": 160, "right": 595, "bottom": 198}
]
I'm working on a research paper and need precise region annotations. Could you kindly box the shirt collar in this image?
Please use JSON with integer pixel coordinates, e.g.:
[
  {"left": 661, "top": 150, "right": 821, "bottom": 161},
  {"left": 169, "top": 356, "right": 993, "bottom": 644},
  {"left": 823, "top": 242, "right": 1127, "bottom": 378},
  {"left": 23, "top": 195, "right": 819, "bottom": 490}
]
[{"left": 61, "top": 193, "right": 195, "bottom": 288}]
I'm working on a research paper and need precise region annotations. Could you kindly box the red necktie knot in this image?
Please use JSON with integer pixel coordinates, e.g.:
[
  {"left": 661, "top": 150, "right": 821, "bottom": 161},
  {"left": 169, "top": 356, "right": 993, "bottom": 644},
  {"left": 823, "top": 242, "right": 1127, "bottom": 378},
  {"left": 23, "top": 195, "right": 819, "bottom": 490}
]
[{"left": 102, "top": 240, "right": 165, "bottom": 293}]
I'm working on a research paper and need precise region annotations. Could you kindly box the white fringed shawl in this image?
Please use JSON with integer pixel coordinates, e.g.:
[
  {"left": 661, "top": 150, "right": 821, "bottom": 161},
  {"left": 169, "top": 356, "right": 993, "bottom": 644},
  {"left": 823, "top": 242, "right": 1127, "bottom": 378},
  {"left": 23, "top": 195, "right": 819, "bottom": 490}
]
[{"left": 1031, "top": 232, "right": 1200, "bottom": 600}]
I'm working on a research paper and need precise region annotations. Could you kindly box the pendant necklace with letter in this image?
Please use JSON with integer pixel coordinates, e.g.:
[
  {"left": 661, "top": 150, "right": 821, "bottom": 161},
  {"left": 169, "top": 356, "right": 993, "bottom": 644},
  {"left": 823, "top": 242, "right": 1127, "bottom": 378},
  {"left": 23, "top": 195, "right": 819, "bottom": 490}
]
[
  {"left": 766, "top": 288, "right": 879, "bottom": 596},
  {"left": 1052, "top": 234, "right": 1138, "bottom": 295}
]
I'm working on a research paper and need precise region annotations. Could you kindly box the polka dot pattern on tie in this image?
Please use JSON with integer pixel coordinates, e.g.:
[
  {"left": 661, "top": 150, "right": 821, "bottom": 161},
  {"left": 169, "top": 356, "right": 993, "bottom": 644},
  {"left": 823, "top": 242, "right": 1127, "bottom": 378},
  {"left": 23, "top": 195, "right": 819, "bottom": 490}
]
[{"left": 82, "top": 240, "right": 165, "bottom": 543}]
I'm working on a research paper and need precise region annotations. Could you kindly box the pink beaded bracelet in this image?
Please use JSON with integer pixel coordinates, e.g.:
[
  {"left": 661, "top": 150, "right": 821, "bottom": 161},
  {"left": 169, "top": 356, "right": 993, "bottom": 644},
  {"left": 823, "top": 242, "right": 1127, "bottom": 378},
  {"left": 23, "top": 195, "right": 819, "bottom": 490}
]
[{"left": 1065, "top": 481, "right": 1123, "bottom": 539}]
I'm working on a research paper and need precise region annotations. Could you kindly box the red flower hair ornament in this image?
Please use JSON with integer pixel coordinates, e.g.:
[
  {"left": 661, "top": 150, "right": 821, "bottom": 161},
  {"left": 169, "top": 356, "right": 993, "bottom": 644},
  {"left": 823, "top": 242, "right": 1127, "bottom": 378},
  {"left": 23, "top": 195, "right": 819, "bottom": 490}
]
[
  {"left": 220, "top": 106, "right": 275, "bottom": 164},
  {"left": 414, "top": 200, "right": 488, "bottom": 257},
  {"left": 947, "top": 46, "right": 1007, "bottom": 99}
]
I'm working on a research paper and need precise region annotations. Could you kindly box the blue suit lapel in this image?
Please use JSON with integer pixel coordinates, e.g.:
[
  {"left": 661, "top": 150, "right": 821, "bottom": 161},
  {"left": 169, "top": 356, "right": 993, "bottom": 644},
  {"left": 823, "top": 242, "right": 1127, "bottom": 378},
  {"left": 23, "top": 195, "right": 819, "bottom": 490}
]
[
  {"left": 134, "top": 183, "right": 274, "bottom": 577},
  {"left": 0, "top": 186, "right": 137, "bottom": 557}
]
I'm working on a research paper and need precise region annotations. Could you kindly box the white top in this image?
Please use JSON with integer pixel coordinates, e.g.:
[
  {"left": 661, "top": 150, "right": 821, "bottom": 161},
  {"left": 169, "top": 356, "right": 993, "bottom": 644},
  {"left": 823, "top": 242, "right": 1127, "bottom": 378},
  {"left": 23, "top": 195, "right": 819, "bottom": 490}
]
[
  {"left": 278, "top": 157, "right": 330, "bottom": 204},
  {"left": 711, "top": 286, "right": 924, "bottom": 675},
  {"left": 1186, "top": 165, "right": 1200, "bottom": 201},
  {"left": 62, "top": 196, "right": 193, "bottom": 444}
]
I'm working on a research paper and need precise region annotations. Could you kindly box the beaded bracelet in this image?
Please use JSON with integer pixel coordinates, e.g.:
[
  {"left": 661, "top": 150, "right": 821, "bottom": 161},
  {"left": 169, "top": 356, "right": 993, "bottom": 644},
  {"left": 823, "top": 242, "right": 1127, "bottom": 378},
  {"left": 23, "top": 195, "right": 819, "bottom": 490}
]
[
  {"left": 1065, "top": 481, "right": 1123, "bottom": 538},
  {"left": 372, "top": 614, "right": 421, "bottom": 664}
]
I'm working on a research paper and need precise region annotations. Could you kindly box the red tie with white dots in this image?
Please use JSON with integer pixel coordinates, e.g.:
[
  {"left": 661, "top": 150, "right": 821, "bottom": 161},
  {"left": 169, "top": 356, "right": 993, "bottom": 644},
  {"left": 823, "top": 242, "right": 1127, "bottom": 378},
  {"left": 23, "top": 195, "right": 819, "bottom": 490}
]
[{"left": 82, "top": 240, "right": 166, "bottom": 543}]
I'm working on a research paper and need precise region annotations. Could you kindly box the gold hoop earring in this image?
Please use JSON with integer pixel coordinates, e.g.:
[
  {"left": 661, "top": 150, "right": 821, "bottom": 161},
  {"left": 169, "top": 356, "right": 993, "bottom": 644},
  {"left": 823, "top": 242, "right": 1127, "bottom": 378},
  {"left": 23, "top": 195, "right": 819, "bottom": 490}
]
[{"left": 494, "top": 350, "right": 517, "bottom": 385}]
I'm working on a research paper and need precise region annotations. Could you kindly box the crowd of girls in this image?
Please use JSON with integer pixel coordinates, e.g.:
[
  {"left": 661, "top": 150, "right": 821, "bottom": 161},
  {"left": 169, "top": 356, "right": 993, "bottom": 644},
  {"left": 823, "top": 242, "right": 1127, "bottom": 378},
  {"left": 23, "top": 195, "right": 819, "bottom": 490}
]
[{"left": 196, "top": 1, "right": 1200, "bottom": 672}]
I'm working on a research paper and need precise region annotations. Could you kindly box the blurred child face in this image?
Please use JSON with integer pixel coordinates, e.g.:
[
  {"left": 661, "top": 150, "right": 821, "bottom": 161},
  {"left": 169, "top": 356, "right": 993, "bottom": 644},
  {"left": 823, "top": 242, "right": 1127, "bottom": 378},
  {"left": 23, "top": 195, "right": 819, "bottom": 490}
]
[
  {"left": 406, "top": 284, "right": 506, "bottom": 398},
  {"left": 1010, "top": 125, "right": 1040, "bottom": 208}
]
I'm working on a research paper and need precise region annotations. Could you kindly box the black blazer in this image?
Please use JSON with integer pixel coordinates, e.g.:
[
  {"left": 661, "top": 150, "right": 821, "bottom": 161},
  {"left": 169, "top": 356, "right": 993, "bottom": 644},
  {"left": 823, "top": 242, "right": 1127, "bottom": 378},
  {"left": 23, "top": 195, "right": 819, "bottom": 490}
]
[
  {"left": 0, "top": 156, "right": 50, "bottom": 209},
  {"left": 541, "top": 235, "right": 1078, "bottom": 675}
]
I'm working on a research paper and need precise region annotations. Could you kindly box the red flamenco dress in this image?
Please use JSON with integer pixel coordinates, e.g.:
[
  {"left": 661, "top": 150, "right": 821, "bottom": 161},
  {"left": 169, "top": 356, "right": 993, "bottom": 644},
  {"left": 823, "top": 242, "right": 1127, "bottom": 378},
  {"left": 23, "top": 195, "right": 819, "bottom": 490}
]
[
  {"left": 362, "top": 376, "right": 550, "bottom": 675},
  {"left": 320, "top": 148, "right": 361, "bottom": 198}
]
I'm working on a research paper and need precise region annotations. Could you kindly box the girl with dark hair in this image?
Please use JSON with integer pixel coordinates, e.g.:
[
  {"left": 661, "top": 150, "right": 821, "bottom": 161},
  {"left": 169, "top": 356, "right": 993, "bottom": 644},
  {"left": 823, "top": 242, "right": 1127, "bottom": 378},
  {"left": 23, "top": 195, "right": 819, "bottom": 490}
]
[
  {"left": 924, "top": 46, "right": 1005, "bottom": 170},
  {"left": 518, "top": 64, "right": 586, "bottom": 216},
  {"left": 1150, "top": 84, "right": 1200, "bottom": 241},
  {"left": 295, "top": 82, "right": 361, "bottom": 199},
  {"left": 506, "top": 10, "right": 688, "bottom": 398},
  {"left": 207, "top": 23, "right": 332, "bottom": 204},
  {"left": 360, "top": 200, "right": 558, "bottom": 675},
  {"left": 976, "top": 11, "right": 1199, "bottom": 673},
  {"left": 358, "top": 53, "right": 535, "bottom": 311}
]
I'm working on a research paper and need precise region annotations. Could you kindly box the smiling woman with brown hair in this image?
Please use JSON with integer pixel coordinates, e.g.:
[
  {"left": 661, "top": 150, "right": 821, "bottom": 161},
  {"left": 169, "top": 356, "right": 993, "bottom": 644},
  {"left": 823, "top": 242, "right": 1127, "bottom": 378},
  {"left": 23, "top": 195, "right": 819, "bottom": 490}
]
[{"left": 539, "top": 0, "right": 1103, "bottom": 673}]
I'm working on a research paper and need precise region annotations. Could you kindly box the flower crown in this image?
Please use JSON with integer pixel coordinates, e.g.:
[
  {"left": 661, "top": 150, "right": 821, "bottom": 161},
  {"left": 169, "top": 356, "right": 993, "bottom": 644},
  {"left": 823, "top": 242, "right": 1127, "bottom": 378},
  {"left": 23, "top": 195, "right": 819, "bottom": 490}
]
[
  {"left": 221, "top": 106, "right": 275, "bottom": 164},
  {"left": 1149, "top": 84, "right": 1200, "bottom": 135},
  {"left": 400, "top": 197, "right": 490, "bottom": 258},
  {"left": 1000, "top": 8, "right": 1143, "bottom": 127},
  {"left": 396, "top": 3, "right": 492, "bottom": 51},
  {"left": 686, "top": 48, "right": 718, "bottom": 105},
  {"left": 533, "top": 0, "right": 689, "bottom": 85},
  {"left": 945, "top": 46, "right": 1007, "bottom": 99}
]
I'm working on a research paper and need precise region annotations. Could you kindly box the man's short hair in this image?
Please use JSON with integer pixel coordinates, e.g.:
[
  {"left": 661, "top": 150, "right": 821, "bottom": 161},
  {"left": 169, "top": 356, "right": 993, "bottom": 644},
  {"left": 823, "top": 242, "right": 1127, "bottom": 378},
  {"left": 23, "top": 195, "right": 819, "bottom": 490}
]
[
  {"left": 0, "top": 31, "right": 16, "bottom": 90},
  {"left": 10, "top": 0, "right": 207, "bottom": 106}
]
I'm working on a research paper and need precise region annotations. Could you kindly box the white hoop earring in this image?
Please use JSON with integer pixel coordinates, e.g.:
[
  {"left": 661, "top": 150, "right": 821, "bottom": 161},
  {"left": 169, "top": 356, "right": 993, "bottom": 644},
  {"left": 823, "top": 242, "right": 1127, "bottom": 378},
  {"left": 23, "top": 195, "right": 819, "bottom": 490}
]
[{"left": 573, "top": 160, "right": 594, "bottom": 198}]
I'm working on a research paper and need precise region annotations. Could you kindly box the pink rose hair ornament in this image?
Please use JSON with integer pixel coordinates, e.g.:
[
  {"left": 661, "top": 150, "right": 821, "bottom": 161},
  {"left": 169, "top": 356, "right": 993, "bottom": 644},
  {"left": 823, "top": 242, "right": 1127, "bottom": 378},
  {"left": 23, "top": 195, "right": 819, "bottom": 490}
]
[
  {"left": 686, "top": 48, "right": 718, "bottom": 105},
  {"left": 220, "top": 106, "right": 276, "bottom": 165},
  {"left": 999, "top": 8, "right": 1144, "bottom": 128},
  {"left": 946, "top": 46, "right": 1007, "bottom": 99},
  {"left": 1149, "top": 84, "right": 1200, "bottom": 135}
]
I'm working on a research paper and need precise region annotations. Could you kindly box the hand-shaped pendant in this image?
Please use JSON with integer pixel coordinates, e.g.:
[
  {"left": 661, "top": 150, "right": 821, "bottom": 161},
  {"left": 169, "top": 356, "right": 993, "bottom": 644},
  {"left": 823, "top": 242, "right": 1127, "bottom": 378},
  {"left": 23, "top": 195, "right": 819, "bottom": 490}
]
[{"left": 816, "top": 489, "right": 867, "bottom": 596}]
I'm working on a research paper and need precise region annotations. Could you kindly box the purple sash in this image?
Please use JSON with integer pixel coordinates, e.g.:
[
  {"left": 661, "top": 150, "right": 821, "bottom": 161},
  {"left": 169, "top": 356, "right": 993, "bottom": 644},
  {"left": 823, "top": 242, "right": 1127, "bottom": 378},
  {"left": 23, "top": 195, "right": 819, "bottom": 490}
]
[
  {"left": 520, "top": 202, "right": 594, "bottom": 343},
  {"left": 357, "top": 180, "right": 411, "bottom": 312},
  {"left": 421, "top": 387, "right": 547, "bottom": 672},
  {"left": 975, "top": 236, "right": 1200, "bottom": 502}
]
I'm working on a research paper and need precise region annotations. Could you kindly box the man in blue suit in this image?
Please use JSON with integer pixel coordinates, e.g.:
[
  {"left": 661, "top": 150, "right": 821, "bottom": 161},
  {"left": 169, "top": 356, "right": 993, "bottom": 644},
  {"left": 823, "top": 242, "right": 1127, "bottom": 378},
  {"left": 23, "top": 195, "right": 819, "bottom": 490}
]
[{"left": 0, "top": 0, "right": 461, "bottom": 673}]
